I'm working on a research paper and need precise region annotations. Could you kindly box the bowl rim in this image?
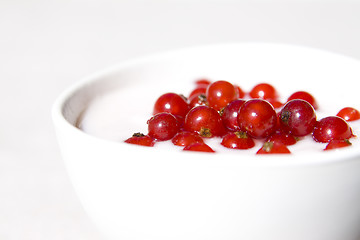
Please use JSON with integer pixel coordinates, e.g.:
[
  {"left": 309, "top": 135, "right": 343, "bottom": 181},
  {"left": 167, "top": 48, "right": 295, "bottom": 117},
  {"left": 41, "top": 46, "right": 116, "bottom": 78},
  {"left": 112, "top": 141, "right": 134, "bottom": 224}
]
[{"left": 52, "top": 42, "right": 360, "bottom": 167}]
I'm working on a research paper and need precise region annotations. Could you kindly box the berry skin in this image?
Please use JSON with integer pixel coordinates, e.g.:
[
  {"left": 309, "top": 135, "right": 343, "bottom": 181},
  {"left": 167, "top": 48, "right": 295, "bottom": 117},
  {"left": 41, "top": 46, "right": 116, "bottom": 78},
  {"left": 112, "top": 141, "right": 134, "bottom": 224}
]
[
  {"left": 249, "top": 83, "right": 278, "bottom": 100},
  {"left": 124, "top": 133, "right": 155, "bottom": 147},
  {"left": 279, "top": 99, "right": 317, "bottom": 137},
  {"left": 312, "top": 116, "right": 353, "bottom": 143},
  {"left": 171, "top": 131, "right": 204, "bottom": 146},
  {"left": 256, "top": 141, "right": 291, "bottom": 154},
  {"left": 188, "top": 86, "right": 207, "bottom": 100},
  {"left": 238, "top": 99, "right": 277, "bottom": 139},
  {"left": 221, "top": 131, "right": 255, "bottom": 149},
  {"left": 153, "top": 92, "right": 190, "bottom": 118},
  {"left": 184, "top": 105, "right": 226, "bottom": 138},
  {"left": 206, "top": 80, "right": 237, "bottom": 111},
  {"left": 337, "top": 107, "right": 360, "bottom": 122},
  {"left": 183, "top": 142, "right": 215, "bottom": 152},
  {"left": 324, "top": 139, "right": 352, "bottom": 151},
  {"left": 221, "top": 99, "right": 246, "bottom": 131},
  {"left": 147, "top": 113, "right": 179, "bottom": 141},
  {"left": 287, "top": 91, "right": 318, "bottom": 110},
  {"left": 266, "top": 130, "right": 297, "bottom": 146}
]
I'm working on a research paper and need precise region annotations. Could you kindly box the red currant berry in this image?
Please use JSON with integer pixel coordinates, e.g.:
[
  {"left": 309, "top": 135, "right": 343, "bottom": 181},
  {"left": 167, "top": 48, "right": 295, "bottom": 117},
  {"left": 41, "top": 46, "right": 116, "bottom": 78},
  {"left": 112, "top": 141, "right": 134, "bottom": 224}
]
[
  {"left": 206, "top": 80, "right": 237, "bottom": 111},
  {"left": 266, "top": 130, "right": 297, "bottom": 146},
  {"left": 153, "top": 92, "right": 190, "bottom": 118},
  {"left": 312, "top": 116, "right": 353, "bottom": 143},
  {"left": 249, "top": 83, "right": 278, "bottom": 100},
  {"left": 279, "top": 99, "right": 317, "bottom": 137},
  {"left": 256, "top": 141, "right": 291, "bottom": 154},
  {"left": 124, "top": 133, "right": 155, "bottom": 147},
  {"left": 183, "top": 142, "right": 215, "bottom": 152},
  {"left": 336, "top": 107, "right": 360, "bottom": 121},
  {"left": 238, "top": 99, "right": 277, "bottom": 139},
  {"left": 184, "top": 105, "right": 225, "bottom": 138},
  {"left": 287, "top": 91, "right": 318, "bottom": 110},
  {"left": 324, "top": 139, "right": 352, "bottom": 150},
  {"left": 221, "top": 99, "right": 246, "bottom": 131},
  {"left": 189, "top": 93, "right": 208, "bottom": 108},
  {"left": 221, "top": 131, "right": 255, "bottom": 149},
  {"left": 147, "top": 113, "right": 179, "bottom": 141},
  {"left": 171, "top": 131, "right": 204, "bottom": 146}
]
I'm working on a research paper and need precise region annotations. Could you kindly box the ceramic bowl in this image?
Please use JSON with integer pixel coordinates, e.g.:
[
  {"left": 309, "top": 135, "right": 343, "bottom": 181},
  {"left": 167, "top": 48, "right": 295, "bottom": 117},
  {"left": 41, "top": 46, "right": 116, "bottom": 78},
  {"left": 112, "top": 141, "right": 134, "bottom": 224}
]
[{"left": 52, "top": 43, "right": 360, "bottom": 240}]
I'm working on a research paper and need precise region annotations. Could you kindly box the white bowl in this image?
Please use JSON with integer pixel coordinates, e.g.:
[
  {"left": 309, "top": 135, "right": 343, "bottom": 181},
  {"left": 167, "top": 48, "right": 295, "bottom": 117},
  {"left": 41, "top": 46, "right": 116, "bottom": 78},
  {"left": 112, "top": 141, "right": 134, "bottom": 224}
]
[{"left": 53, "top": 43, "right": 360, "bottom": 240}]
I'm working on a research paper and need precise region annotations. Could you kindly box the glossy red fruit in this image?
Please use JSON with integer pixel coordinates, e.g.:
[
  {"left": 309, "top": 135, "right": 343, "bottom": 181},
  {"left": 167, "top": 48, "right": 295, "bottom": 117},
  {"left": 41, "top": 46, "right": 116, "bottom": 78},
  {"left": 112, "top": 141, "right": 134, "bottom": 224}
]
[
  {"left": 337, "top": 107, "right": 360, "bottom": 122},
  {"left": 147, "top": 113, "right": 179, "bottom": 141},
  {"left": 238, "top": 99, "right": 277, "bottom": 139},
  {"left": 279, "top": 99, "right": 317, "bottom": 137},
  {"left": 324, "top": 139, "right": 352, "bottom": 150},
  {"left": 172, "top": 131, "right": 204, "bottom": 146},
  {"left": 221, "top": 131, "right": 255, "bottom": 149},
  {"left": 206, "top": 80, "right": 237, "bottom": 111},
  {"left": 124, "top": 133, "right": 155, "bottom": 147},
  {"left": 183, "top": 142, "right": 215, "bottom": 152},
  {"left": 184, "top": 105, "right": 225, "bottom": 138},
  {"left": 266, "top": 130, "right": 297, "bottom": 146},
  {"left": 189, "top": 93, "right": 208, "bottom": 108},
  {"left": 287, "top": 91, "right": 318, "bottom": 110},
  {"left": 256, "top": 141, "right": 291, "bottom": 154},
  {"left": 221, "top": 99, "right": 246, "bottom": 131},
  {"left": 153, "top": 92, "right": 190, "bottom": 118},
  {"left": 249, "top": 83, "right": 278, "bottom": 100},
  {"left": 312, "top": 116, "right": 353, "bottom": 143}
]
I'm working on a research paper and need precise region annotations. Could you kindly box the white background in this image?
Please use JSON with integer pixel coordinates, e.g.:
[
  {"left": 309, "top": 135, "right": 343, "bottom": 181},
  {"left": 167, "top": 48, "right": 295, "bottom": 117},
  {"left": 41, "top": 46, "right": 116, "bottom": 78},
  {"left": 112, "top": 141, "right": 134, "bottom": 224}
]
[{"left": 1, "top": 0, "right": 360, "bottom": 239}]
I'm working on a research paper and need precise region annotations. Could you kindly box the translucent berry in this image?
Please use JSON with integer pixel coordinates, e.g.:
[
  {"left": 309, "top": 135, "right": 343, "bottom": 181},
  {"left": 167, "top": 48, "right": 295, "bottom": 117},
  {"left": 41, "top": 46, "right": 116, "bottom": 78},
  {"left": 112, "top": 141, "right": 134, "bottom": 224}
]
[
  {"left": 147, "top": 113, "right": 179, "bottom": 141},
  {"left": 206, "top": 80, "right": 237, "bottom": 111},
  {"left": 153, "top": 92, "right": 190, "bottom": 118},
  {"left": 172, "top": 131, "right": 204, "bottom": 146},
  {"left": 238, "top": 99, "right": 277, "bottom": 139},
  {"left": 312, "top": 116, "right": 353, "bottom": 143},
  {"left": 279, "top": 99, "right": 317, "bottom": 137},
  {"left": 184, "top": 105, "right": 225, "bottom": 138}
]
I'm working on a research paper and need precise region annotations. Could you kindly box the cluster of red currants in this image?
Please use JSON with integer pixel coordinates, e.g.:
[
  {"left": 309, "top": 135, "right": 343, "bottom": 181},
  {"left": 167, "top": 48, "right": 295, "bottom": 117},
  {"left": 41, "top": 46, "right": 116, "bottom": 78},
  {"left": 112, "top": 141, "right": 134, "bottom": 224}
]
[{"left": 125, "top": 79, "right": 359, "bottom": 154}]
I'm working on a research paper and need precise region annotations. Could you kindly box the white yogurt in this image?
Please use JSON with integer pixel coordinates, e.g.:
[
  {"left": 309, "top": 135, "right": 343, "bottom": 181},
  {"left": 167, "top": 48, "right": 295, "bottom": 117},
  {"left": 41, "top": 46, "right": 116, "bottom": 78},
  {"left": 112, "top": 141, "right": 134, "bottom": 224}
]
[{"left": 79, "top": 83, "right": 360, "bottom": 155}]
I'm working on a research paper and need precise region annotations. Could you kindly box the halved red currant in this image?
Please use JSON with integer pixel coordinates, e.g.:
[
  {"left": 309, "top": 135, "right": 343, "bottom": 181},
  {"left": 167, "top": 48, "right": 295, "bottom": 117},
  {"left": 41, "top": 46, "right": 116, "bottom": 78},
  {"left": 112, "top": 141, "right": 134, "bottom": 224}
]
[
  {"left": 183, "top": 142, "right": 215, "bottom": 152},
  {"left": 312, "top": 116, "right": 353, "bottom": 143},
  {"left": 153, "top": 92, "right": 190, "bottom": 118},
  {"left": 279, "top": 99, "right": 317, "bottom": 137},
  {"left": 147, "top": 112, "right": 179, "bottom": 141},
  {"left": 336, "top": 107, "right": 360, "bottom": 122},
  {"left": 171, "top": 131, "right": 204, "bottom": 146},
  {"left": 324, "top": 139, "right": 352, "bottom": 150},
  {"left": 221, "top": 131, "right": 255, "bottom": 149},
  {"left": 256, "top": 141, "right": 291, "bottom": 154},
  {"left": 266, "top": 130, "right": 297, "bottom": 146},
  {"left": 238, "top": 99, "right": 277, "bottom": 139},
  {"left": 124, "top": 133, "right": 155, "bottom": 147},
  {"left": 206, "top": 80, "right": 237, "bottom": 111}
]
